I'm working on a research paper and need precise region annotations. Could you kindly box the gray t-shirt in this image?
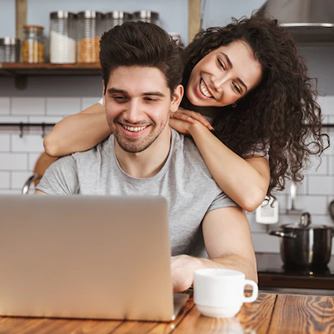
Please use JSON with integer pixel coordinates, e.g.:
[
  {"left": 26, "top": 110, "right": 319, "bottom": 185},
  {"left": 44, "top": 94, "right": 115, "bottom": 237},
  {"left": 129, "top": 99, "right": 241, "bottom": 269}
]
[{"left": 37, "top": 129, "right": 237, "bottom": 257}]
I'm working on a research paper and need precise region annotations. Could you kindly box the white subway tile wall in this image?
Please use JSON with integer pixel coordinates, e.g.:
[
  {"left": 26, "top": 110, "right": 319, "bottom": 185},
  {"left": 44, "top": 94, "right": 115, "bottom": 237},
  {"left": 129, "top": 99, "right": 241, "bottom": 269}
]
[
  {"left": 12, "top": 134, "right": 44, "bottom": 152},
  {"left": 29, "top": 116, "right": 63, "bottom": 123},
  {"left": 0, "top": 97, "right": 10, "bottom": 114},
  {"left": 0, "top": 134, "right": 10, "bottom": 151},
  {"left": 46, "top": 97, "right": 81, "bottom": 116},
  {"left": 82, "top": 97, "right": 103, "bottom": 110},
  {"left": 0, "top": 95, "right": 333, "bottom": 254},
  {"left": 12, "top": 97, "right": 45, "bottom": 115}
]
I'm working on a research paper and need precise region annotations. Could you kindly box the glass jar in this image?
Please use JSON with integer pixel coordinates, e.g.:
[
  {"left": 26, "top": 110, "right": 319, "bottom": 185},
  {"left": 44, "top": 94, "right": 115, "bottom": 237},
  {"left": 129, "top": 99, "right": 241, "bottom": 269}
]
[
  {"left": 77, "top": 10, "right": 104, "bottom": 63},
  {"left": 49, "top": 11, "right": 76, "bottom": 64},
  {"left": 21, "top": 25, "right": 45, "bottom": 63},
  {"left": 104, "top": 11, "right": 132, "bottom": 31},
  {"left": 0, "top": 37, "right": 20, "bottom": 63},
  {"left": 133, "top": 10, "right": 160, "bottom": 26}
]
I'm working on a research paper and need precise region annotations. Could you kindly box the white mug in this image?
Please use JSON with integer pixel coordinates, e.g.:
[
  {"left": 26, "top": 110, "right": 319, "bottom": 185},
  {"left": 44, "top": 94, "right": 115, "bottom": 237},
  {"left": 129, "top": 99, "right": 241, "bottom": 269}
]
[{"left": 194, "top": 268, "right": 258, "bottom": 318}]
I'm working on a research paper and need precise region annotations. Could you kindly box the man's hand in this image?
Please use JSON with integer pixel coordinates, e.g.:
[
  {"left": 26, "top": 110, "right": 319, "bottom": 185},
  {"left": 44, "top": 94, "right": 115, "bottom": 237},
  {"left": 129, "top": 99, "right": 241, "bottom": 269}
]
[{"left": 171, "top": 255, "right": 202, "bottom": 293}]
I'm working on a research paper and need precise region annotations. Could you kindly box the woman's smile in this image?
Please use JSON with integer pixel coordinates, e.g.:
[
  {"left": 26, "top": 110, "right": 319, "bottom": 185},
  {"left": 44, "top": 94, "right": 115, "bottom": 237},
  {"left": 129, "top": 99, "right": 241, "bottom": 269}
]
[{"left": 199, "top": 79, "right": 214, "bottom": 99}]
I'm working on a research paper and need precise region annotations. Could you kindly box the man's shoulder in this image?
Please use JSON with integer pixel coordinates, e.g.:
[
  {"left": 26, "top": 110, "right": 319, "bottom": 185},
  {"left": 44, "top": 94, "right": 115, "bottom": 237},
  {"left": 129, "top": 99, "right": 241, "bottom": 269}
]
[
  {"left": 173, "top": 130, "right": 205, "bottom": 159},
  {"left": 172, "top": 129, "right": 199, "bottom": 151},
  {"left": 72, "top": 135, "right": 113, "bottom": 160},
  {"left": 171, "top": 130, "right": 211, "bottom": 173}
]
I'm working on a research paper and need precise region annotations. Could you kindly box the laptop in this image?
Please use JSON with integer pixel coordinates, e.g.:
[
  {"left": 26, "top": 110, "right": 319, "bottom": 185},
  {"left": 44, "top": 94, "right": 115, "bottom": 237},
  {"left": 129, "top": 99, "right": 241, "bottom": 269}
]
[{"left": 0, "top": 195, "right": 188, "bottom": 321}]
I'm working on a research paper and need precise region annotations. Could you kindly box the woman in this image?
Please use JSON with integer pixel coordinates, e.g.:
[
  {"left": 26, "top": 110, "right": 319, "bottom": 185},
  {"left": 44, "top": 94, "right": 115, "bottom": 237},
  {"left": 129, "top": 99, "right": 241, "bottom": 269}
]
[{"left": 44, "top": 14, "right": 328, "bottom": 211}]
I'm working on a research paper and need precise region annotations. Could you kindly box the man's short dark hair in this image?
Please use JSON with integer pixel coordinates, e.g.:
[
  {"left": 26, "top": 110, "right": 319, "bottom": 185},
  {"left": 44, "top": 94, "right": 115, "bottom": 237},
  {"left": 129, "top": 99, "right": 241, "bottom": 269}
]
[{"left": 100, "top": 21, "right": 184, "bottom": 95}]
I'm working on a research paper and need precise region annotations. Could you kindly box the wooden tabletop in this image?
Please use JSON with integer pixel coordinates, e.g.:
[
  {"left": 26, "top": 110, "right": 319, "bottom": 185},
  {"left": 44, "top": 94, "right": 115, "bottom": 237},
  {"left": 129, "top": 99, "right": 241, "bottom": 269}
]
[{"left": 0, "top": 292, "right": 333, "bottom": 333}]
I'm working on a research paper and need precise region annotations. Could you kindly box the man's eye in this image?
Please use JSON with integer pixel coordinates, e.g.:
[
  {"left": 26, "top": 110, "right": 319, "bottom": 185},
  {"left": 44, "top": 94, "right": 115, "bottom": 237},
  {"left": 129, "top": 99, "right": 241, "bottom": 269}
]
[
  {"left": 144, "top": 97, "right": 158, "bottom": 102},
  {"left": 218, "top": 58, "right": 226, "bottom": 70},
  {"left": 113, "top": 96, "right": 126, "bottom": 102}
]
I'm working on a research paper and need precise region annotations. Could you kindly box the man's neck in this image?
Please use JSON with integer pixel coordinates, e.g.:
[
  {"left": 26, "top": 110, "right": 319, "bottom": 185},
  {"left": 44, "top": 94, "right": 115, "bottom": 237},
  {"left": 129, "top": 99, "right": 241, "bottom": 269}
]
[{"left": 114, "top": 128, "right": 172, "bottom": 179}]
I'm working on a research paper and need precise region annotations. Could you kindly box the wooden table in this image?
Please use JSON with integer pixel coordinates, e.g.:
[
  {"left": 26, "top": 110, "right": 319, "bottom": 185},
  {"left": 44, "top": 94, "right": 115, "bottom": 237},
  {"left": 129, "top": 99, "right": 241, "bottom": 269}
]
[{"left": 0, "top": 292, "right": 333, "bottom": 333}]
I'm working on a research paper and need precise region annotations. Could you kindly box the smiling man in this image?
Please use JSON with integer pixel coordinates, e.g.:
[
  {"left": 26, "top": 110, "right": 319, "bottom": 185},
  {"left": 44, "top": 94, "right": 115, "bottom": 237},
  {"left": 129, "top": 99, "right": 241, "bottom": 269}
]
[{"left": 36, "top": 21, "right": 257, "bottom": 291}]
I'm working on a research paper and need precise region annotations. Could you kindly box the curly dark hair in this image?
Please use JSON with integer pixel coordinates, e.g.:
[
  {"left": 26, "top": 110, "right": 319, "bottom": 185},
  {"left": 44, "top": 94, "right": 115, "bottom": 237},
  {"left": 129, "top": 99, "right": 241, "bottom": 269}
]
[{"left": 181, "top": 14, "right": 329, "bottom": 198}]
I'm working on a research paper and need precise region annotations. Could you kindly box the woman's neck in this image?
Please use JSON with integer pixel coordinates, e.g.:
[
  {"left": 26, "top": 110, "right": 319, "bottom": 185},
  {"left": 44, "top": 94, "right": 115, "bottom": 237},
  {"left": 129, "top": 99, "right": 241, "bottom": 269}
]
[
  {"left": 182, "top": 98, "right": 218, "bottom": 119},
  {"left": 192, "top": 106, "right": 219, "bottom": 118}
]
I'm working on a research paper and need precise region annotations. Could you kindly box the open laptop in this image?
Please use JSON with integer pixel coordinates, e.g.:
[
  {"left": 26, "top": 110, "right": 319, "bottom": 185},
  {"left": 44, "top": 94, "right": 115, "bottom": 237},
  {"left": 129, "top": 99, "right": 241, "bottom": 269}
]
[{"left": 0, "top": 195, "right": 188, "bottom": 321}]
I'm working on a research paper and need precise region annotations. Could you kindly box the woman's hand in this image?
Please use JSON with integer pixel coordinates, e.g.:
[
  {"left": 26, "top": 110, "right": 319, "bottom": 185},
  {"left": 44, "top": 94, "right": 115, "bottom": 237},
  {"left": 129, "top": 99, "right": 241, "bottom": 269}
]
[{"left": 169, "top": 107, "right": 214, "bottom": 134}]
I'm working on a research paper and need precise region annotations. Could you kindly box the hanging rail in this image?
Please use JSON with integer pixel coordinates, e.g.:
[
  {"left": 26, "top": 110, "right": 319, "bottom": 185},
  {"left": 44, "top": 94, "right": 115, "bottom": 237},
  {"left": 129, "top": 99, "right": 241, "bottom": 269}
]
[{"left": 0, "top": 122, "right": 55, "bottom": 138}]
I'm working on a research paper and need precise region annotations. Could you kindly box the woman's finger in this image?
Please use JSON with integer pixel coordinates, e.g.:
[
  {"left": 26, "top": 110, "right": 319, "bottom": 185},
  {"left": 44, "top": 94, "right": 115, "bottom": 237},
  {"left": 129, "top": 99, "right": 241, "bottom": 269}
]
[
  {"left": 171, "top": 112, "right": 197, "bottom": 123},
  {"left": 177, "top": 108, "right": 213, "bottom": 129}
]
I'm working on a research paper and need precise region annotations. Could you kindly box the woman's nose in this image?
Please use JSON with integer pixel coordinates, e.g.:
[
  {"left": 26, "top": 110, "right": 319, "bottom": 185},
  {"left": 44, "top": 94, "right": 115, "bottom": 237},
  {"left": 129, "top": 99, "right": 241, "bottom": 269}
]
[{"left": 212, "top": 74, "right": 226, "bottom": 92}]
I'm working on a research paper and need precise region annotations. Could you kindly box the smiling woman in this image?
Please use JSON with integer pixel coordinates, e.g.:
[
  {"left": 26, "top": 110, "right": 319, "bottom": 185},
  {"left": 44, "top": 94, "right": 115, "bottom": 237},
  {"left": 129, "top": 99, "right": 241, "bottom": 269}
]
[
  {"left": 186, "top": 40, "right": 262, "bottom": 107},
  {"left": 43, "top": 14, "right": 328, "bottom": 211}
]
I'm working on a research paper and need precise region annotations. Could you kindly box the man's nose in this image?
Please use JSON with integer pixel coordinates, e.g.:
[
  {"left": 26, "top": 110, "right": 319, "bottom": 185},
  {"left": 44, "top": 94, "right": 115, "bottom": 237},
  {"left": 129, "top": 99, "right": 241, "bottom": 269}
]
[{"left": 124, "top": 99, "right": 141, "bottom": 123}]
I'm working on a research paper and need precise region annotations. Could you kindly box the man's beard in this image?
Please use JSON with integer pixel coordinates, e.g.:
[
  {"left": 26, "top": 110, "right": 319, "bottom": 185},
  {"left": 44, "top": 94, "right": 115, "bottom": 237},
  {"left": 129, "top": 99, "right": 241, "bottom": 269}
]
[{"left": 114, "top": 131, "right": 160, "bottom": 153}]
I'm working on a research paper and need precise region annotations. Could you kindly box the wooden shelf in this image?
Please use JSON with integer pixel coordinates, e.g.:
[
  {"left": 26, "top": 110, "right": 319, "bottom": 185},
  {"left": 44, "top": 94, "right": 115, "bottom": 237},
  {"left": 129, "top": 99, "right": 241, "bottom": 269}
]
[
  {"left": 8, "top": 0, "right": 202, "bottom": 89},
  {"left": 0, "top": 63, "right": 101, "bottom": 76}
]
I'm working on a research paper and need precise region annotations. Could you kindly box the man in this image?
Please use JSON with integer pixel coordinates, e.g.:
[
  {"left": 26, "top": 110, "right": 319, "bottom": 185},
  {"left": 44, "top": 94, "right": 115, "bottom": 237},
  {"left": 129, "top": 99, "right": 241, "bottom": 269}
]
[{"left": 36, "top": 21, "right": 257, "bottom": 292}]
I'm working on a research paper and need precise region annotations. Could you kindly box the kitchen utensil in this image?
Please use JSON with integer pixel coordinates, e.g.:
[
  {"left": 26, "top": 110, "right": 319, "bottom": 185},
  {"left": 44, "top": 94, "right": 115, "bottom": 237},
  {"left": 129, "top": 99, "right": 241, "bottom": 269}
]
[
  {"left": 329, "top": 200, "right": 334, "bottom": 222},
  {"left": 255, "top": 197, "right": 279, "bottom": 224},
  {"left": 0, "top": 37, "right": 20, "bottom": 62},
  {"left": 22, "top": 152, "right": 57, "bottom": 194},
  {"left": 269, "top": 212, "right": 334, "bottom": 268},
  {"left": 286, "top": 180, "right": 302, "bottom": 214}
]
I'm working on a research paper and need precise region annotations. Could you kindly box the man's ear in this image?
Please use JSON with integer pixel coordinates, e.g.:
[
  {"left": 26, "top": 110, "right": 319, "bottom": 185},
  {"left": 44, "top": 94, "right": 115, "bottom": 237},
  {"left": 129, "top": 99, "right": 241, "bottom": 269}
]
[
  {"left": 170, "top": 85, "right": 184, "bottom": 112},
  {"left": 102, "top": 81, "right": 106, "bottom": 106}
]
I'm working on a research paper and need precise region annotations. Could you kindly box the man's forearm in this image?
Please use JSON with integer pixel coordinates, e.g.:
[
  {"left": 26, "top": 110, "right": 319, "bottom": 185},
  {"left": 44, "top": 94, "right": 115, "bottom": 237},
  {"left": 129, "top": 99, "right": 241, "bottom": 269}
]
[
  {"left": 201, "top": 254, "right": 258, "bottom": 283},
  {"left": 171, "top": 253, "right": 257, "bottom": 293}
]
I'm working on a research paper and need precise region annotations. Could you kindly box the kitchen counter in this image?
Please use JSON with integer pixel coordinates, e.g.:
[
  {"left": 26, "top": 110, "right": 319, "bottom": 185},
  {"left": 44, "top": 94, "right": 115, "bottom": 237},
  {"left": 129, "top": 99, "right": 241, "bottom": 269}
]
[{"left": 256, "top": 253, "right": 334, "bottom": 292}]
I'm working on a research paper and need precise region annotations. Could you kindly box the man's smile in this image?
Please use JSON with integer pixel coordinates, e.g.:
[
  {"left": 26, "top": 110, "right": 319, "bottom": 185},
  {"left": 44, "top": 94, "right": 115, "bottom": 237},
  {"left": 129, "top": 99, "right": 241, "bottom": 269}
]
[{"left": 122, "top": 125, "right": 147, "bottom": 132}]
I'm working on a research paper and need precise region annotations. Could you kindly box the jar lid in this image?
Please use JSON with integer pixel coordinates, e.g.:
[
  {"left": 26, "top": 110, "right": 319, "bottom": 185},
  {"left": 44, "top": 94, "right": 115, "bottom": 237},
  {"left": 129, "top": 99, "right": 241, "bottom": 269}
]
[
  {"left": 105, "top": 11, "right": 132, "bottom": 20},
  {"left": 50, "top": 11, "right": 76, "bottom": 19},
  {"left": 133, "top": 10, "right": 159, "bottom": 20},
  {"left": 0, "top": 37, "right": 20, "bottom": 46},
  {"left": 23, "top": 25, "right": 44, "bottom": 31},
  {"left": 77, "top": 10, "right": 104, "bottom": 19}
]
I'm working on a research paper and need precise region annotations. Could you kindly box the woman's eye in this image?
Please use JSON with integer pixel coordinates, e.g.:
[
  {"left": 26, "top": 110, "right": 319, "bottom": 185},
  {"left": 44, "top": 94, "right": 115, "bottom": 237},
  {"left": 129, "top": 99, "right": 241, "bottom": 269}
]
[
  {"left": 218, "top": 58, "right": 226, "bottom": 70},
  {"left": 232, "top": 82, "right": 241, "bottom": 94}
]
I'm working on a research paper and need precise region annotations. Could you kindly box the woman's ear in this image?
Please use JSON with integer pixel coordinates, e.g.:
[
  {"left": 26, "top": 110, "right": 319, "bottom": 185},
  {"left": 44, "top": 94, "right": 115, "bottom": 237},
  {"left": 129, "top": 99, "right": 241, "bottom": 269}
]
[{"left": 170, "top": 85, "right": 184, "bottom": 112}]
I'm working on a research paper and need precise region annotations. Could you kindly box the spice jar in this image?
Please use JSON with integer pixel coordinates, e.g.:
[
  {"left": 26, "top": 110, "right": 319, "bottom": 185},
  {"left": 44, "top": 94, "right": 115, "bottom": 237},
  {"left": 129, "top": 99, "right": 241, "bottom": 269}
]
[
  {"left": 133, "top": 10, "right": 160, "bottom": 25},
  {"left": 0, "top": 37, "right": 20, "bottom": 63},
  {"left": 50, "top": 11, "right": 76, "bottom": 64},
  {"left": 77, "top": 10, "right": 104, "bottom": 63},
  {"left": 21, "top": 25, "right": 45, "bottom": 63},
  {"left": 104, "top": 11, "right": 132, "bottom": 30}
]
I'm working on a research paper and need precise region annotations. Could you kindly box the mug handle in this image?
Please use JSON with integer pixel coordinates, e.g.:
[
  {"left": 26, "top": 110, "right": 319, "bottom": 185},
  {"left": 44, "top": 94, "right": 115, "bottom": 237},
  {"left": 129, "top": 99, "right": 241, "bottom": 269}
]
[{"left": 242, "top": 279, "right": 258, "bottom": 303}]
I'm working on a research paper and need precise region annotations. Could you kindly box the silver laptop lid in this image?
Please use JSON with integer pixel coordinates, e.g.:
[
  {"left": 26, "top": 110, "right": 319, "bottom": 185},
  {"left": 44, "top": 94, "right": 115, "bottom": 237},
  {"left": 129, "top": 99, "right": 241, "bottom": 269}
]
[{"left": 0, "top": 195, "right": 174, "bottom": 321}]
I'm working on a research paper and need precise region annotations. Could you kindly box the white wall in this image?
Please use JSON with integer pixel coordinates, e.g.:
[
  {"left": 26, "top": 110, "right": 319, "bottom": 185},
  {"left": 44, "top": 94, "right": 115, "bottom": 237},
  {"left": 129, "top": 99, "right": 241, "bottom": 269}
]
[{"left": 0, "top": 0, "right": 333, "bottom": 254}]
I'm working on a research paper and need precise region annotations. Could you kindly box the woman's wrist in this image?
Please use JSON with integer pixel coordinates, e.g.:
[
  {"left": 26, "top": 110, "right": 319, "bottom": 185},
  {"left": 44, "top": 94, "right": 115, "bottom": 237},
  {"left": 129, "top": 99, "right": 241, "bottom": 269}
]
[{"left": 188, "top": 121, "right": 209, "bottom": 137}]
